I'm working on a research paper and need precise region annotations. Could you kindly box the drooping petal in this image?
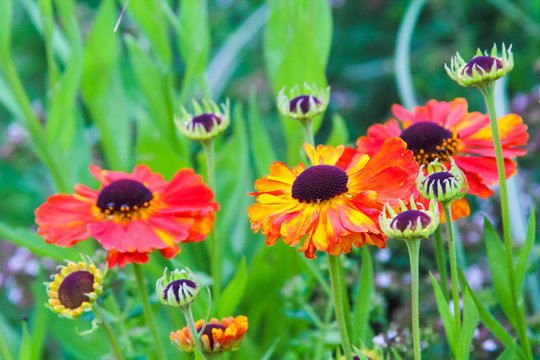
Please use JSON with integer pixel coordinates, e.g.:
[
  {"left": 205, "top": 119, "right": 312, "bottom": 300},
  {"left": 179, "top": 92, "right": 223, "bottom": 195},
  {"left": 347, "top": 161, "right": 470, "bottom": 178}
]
[
  {"left": 106, "top": 250, "right": 149, "bottom": 268},
  {"left": 356, "top": 119, "right": 402, "bottom": 155}
]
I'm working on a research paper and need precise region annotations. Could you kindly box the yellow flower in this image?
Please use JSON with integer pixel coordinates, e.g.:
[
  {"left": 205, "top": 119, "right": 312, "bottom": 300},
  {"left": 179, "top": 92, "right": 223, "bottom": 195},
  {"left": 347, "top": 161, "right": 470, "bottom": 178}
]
[{"left": 45, "top": 258, "right": 104, "bottom": 319}]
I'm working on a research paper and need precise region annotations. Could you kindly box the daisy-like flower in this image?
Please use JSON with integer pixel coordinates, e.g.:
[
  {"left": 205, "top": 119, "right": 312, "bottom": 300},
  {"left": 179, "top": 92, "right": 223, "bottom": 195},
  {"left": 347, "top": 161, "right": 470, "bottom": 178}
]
[
  {"left": 277, "top": 83, "right": 330, "bottom": 122},
  {"left": 175, "top": 99, "right": 230, "bottom": 141},
  {"left": 170, "top": 316, "right": 248, "bottom": 354},
  {"left": 356, "top": 98, "right": 528, "bottom": 220},
  {"left": 248, "top": 138, "right": 418, "bottom": 259},
  {"left": 35, "top": 164, "right": 218, "bottom": 268},
  {"left": 445, "top": 44, "right": 513, "bottom": 88},
  {"left": 45, "top": 258, "right": 104, "bottom": 319}
]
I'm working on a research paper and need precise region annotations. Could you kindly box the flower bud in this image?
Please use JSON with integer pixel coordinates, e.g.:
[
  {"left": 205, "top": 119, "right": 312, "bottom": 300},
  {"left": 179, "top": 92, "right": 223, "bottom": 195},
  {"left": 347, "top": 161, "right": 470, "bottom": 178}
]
[
  {"left": 416, "top": 157, "right": 467, "bottom": 205},
  {"left": 445, "top": 43, "right": 513, "bottom": 87},
  {"left": 379, "top": 197, "right": 439, "bottom": 240},
  {"left": 156, "top": 268, "right": 200, "bottom": 308},
  {"left": 175, "top": 99, "right": 230, "bottom": 141},
  {"left": 277, "top": 83, "right": 330, "bottom": 121}
]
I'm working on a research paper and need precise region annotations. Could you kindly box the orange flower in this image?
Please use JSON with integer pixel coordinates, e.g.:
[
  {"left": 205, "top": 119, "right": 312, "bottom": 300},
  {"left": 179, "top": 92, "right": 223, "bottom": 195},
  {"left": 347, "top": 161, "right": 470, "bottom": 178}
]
[
  {"left": 356, "top": 98, "right": 528, "bottom": 220},
  {"left": 248, "top": 139, "right": 418, "bottom": 258},
  {"left": 35, "top": 164, "right": 218, "bottom": 268},
  {"left": 170, "top": 316, "right": 248, "bottom": 353}
]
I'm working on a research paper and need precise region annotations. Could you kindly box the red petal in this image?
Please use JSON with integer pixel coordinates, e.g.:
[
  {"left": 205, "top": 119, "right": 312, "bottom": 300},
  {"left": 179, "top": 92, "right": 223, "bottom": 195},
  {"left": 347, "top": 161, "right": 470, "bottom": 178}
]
[{"left": 106, "top": 250, "right": 149, "bottom": 268}]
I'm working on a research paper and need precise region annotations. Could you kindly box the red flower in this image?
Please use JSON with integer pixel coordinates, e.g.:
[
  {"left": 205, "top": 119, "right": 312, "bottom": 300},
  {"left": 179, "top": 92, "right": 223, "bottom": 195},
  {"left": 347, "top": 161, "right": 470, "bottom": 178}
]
[
  {"left": 35, "top": 165, "right": 218, "bottom": 268},
  {"left": 356, "top": 98, "right": 528, "bottom": 219}
]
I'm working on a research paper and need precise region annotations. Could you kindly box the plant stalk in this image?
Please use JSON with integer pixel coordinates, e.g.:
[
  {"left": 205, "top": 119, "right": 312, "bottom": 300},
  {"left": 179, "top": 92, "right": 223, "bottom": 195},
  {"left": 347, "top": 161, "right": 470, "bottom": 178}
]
[
  {"left": 182, "top": 305, "right": 210, "bottom": 360},
  {"left": 132, "top": 263, "right": 166, "bottom": 360},
  {"left": 442, "top": 204, "right": 461, "bottom": 334},
  {"left": 328, "top": 255, "right": 353, "bottom": 360},
  {"left": 433, "top": 226, "right": 450, "bottom": 299},
  {"left": 92, "top": 303, "right": 125, "bottom": 360},
  {"left": 405, "top": 238, "right": 422, "bottom": 360}
]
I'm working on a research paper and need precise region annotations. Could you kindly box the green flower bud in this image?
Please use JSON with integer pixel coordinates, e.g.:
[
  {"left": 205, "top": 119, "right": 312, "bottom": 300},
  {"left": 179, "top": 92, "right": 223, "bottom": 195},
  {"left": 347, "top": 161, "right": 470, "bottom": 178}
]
[
  {"left": 156, "top": 268, "right": 200, "bottom": 308},
  {"left": 379, "top": 197, "right": 439, "bottom": 240},
  {"left": 416, "top": 157, "right": 467, "bottom": 205},
  {"left": 175, "top": 99, "right": 230, "bottom": 141},
  {"left": 277, "top": 83, "right": 330, "bottom": 122}
]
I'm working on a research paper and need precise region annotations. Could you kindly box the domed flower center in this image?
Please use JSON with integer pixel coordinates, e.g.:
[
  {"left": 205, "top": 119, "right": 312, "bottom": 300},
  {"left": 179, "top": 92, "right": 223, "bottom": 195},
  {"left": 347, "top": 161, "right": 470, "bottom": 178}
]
[
  {"left": 424, "top": 172, "right": 456, "bottom": 197},
  {"left": 58, "top": 271, "right": 94, "bottom": 309},
  {"left": 191, "top": 113, "right": 222, "bottom": 132},
  {"left": 292, "top": 165, "right": 349, "bottom": 203},
  {"left": 198, "top": 324, "right": 227, "bottom": 349},
  {"left": 97, "top": 179, "right": 154, "bottom": 215},
  {"left": 400, "top": 122, "right": 459, "bottom": 165},
  {"left": 390, "top": 210, "right": 431, "bottom": 232},
  {"left": 289, "top": 95, "right": 321, "bottom": 114},
  {"left": 163, "top": 279, "right": 198, "bottom": 303},
  {"left": 462, "top": 56, "right": 503, "bottom": 77}
]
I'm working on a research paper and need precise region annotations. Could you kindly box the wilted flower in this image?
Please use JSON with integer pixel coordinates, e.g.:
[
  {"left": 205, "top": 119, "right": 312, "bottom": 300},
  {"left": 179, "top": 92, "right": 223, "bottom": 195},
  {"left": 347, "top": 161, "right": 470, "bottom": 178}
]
[
  {"left": 380, "top": 197, "right": 439, "bottom": 240},
  {"left": 45, "top": 258, "right": 104, "bottom": 319},
  {"left": 445, "top": 44, "right": 513, "bottom": 87},
  {"left": 175, "top": 99, "right": 230, "bottom": 141},
  {"left": 417, "top": 157, "right": 467, "bottom": 204},
  {"left": 277, "top": 83, "right": 330, "bottom": 121},
  {"left": 170, "top": 316, "right": 248, "bottom": 354},
  {"left": 156, "top": 268, "right": 200, "bottom": 308}
]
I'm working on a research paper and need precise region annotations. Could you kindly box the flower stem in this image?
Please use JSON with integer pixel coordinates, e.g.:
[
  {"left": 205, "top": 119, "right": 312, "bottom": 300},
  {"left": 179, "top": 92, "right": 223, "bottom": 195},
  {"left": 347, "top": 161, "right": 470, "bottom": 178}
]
[
  {"left": 301, "top": 119, "right": 315, "bottom": 147},
  {"left": 92, "top": 303, "right": 125, "bottom": 360},
  {"left": 201, "top": 139, "right": 221, "bottom": 299},
  {"left": 405, "top": 239, "right": 422, "bottom": 360},
  {"left": 132, "top": 263, "right": 166, "bottom": 360},
  {"left": 433, "top": 226, "right": 450, "bottom": 299},
  {"left": 479, "top": 84, "right": 533, "bottom": 360},
  {"left": 442, "top": 204, "right": 461, "bottom": 334},
  {"left": 327, "top": 255, "right": 353, "bottom": 360},
  {"left": 182, "top": 305, "right": 210, "bottom": 360}
]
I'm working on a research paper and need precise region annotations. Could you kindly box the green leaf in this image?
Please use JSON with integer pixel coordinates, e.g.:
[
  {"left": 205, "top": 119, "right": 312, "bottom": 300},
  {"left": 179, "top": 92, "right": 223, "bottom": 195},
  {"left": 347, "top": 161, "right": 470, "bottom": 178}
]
[
  {"left": 0, "top": 313, "right": 16, "bottom": 360},
  {"left": 248, "top": 91, "right": 277, "bottom": 177},
  {"left": 515, "top": 207, "right": 535, "bottom": 299},
  {"left": 0, "top": 0, "right": 12, "bottom": 57},
  {"left": 496, "top": 342, "right": 520, "bottom": 360},
  {"left": 30, "top": 269, "right": 49, "bottom": 360},
  {"left": 352, "top": 247, "right": 373, "bottom": 344},
  {"left": 217, "top": 257, "right": 248, "bottom": 317},
  {"left": 456, "top": 289, "right": 479, "bottom": 360},
  {"left": 430, "top": 272, "right": 457, "bottom": 352},
  {"left": 484, "top": 218, "right": 516, "bottom": 327},
  {"left": 0, "top": 222, "right": 79, "bottom": 261},
  {"left": 352, "top": 345, "right": 370, "bottom": 360},
  {"left": 391, "top": 348, "right": 404, "bottom": 360},
  {"left": 18, "top": 321, "right": 31, "bottom": 360},
  {"left": 457, "top": 268, "right": 513, "bottom": 346},
  {"left": 327, "top": 113, "right": 349, "bottom": 147}
]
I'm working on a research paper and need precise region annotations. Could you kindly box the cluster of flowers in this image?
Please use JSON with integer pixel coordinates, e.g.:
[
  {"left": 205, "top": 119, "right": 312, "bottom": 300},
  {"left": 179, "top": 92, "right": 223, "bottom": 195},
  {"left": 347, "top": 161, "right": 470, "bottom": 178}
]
[{"left": 34, "top": 44, "right": 527, "bottom": 358}]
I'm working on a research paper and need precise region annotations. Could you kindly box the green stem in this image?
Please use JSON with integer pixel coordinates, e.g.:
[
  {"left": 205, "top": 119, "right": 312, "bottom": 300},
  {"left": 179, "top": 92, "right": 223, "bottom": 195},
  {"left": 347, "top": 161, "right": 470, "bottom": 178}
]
[
  {"left": 182, "top": 305, "right": 210, "bottom": 360},
  {"left": 201, "top": 139, "right": 220, "bottom": 299},
  {"left": 405, "top": 239, "right": 422, "bottom": 360},
  {"left": 442, "top": 204, "right": 461, "bottom": 334},
  {"left": 132, "top": 263, "right": 166, "bottom": 360},
  {"left": 479, "top": 85, "right": 533, "bottom": 359},
  {"left": 301, "top": 119, "right": 315, "bottom": 147},
  {"left": 92, "top": 304, "right": 125, "bottom": 360},
  {"left": 433, "top": 226, "right": 450, "bottom": 299},
  {"left": 108, "top": 295, "right": 134, "bottom": 356},
  {"left": 328, "top": 255, "right": 353, "bottom": 360}
]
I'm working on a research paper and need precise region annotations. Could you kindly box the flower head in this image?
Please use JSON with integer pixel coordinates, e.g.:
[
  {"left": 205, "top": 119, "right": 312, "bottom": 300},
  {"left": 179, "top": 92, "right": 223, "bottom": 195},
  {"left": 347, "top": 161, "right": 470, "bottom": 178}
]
[
  {"left": 445, "top": 44, "right": 513, "bottom": 87},
  {"left": 248, "top": 138, "right": 419, "bottom": 258},
  {"left": 380, "top": 197, "right": 439, "bottom": 240},
  {"left": 175, "top": 99, "right": 230, "bottom": 140},
  {"left": 417, "top": 158, "right": 467, "bottom": 204},
  {"left": 156, "top": 268, "right": 200, "bottom": 308},
  {"left": 35, "top": 164, "right": 218, "bottom": 268},
  {"left": 277, "top": 83, "right": 330, "bottom": 121},
  {"left": 45, "top": 257, "right": 104, "bottom": 319},
  {"left": 170, "top": 316, "right": 248, "bottom": 354},
  {"left": 356, "top": 98, "right": 528, "bottom": 220}
]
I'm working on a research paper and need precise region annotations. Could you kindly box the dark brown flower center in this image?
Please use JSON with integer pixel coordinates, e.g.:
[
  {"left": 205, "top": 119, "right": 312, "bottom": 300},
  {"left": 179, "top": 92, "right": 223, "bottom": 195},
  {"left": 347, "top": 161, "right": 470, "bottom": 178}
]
[
  {"left": 399, "top": 122, "right": 459, "bottom": 166},
  {"left": 197, "top": 324, "right": 227, "bottom": 349},
  {"left": 191, "top": 113, "right": 222, "bottom": 132},
  {"left": 58, "top": 271, "right": 94, "bottom": 309},
  {"left": 390, "top": 210, "right": 431, "bottom": 232},
  {"left": 462, "top": 56, "right": 503, "bottom": 77},
  {"left": 424, "top": 172, "right": 456, "bottom": 197},
  {"left": 163, "top": 279, "right": 198, "bottom": 303},
  {"left": 97, "top": 179, "right": 153, "bottom": 215},
  {"left": 292, "top": 165, "right": 349, "bottom": 203},
  {"left": 289, "top": 95, "right": 321, "bottom": 114}
]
